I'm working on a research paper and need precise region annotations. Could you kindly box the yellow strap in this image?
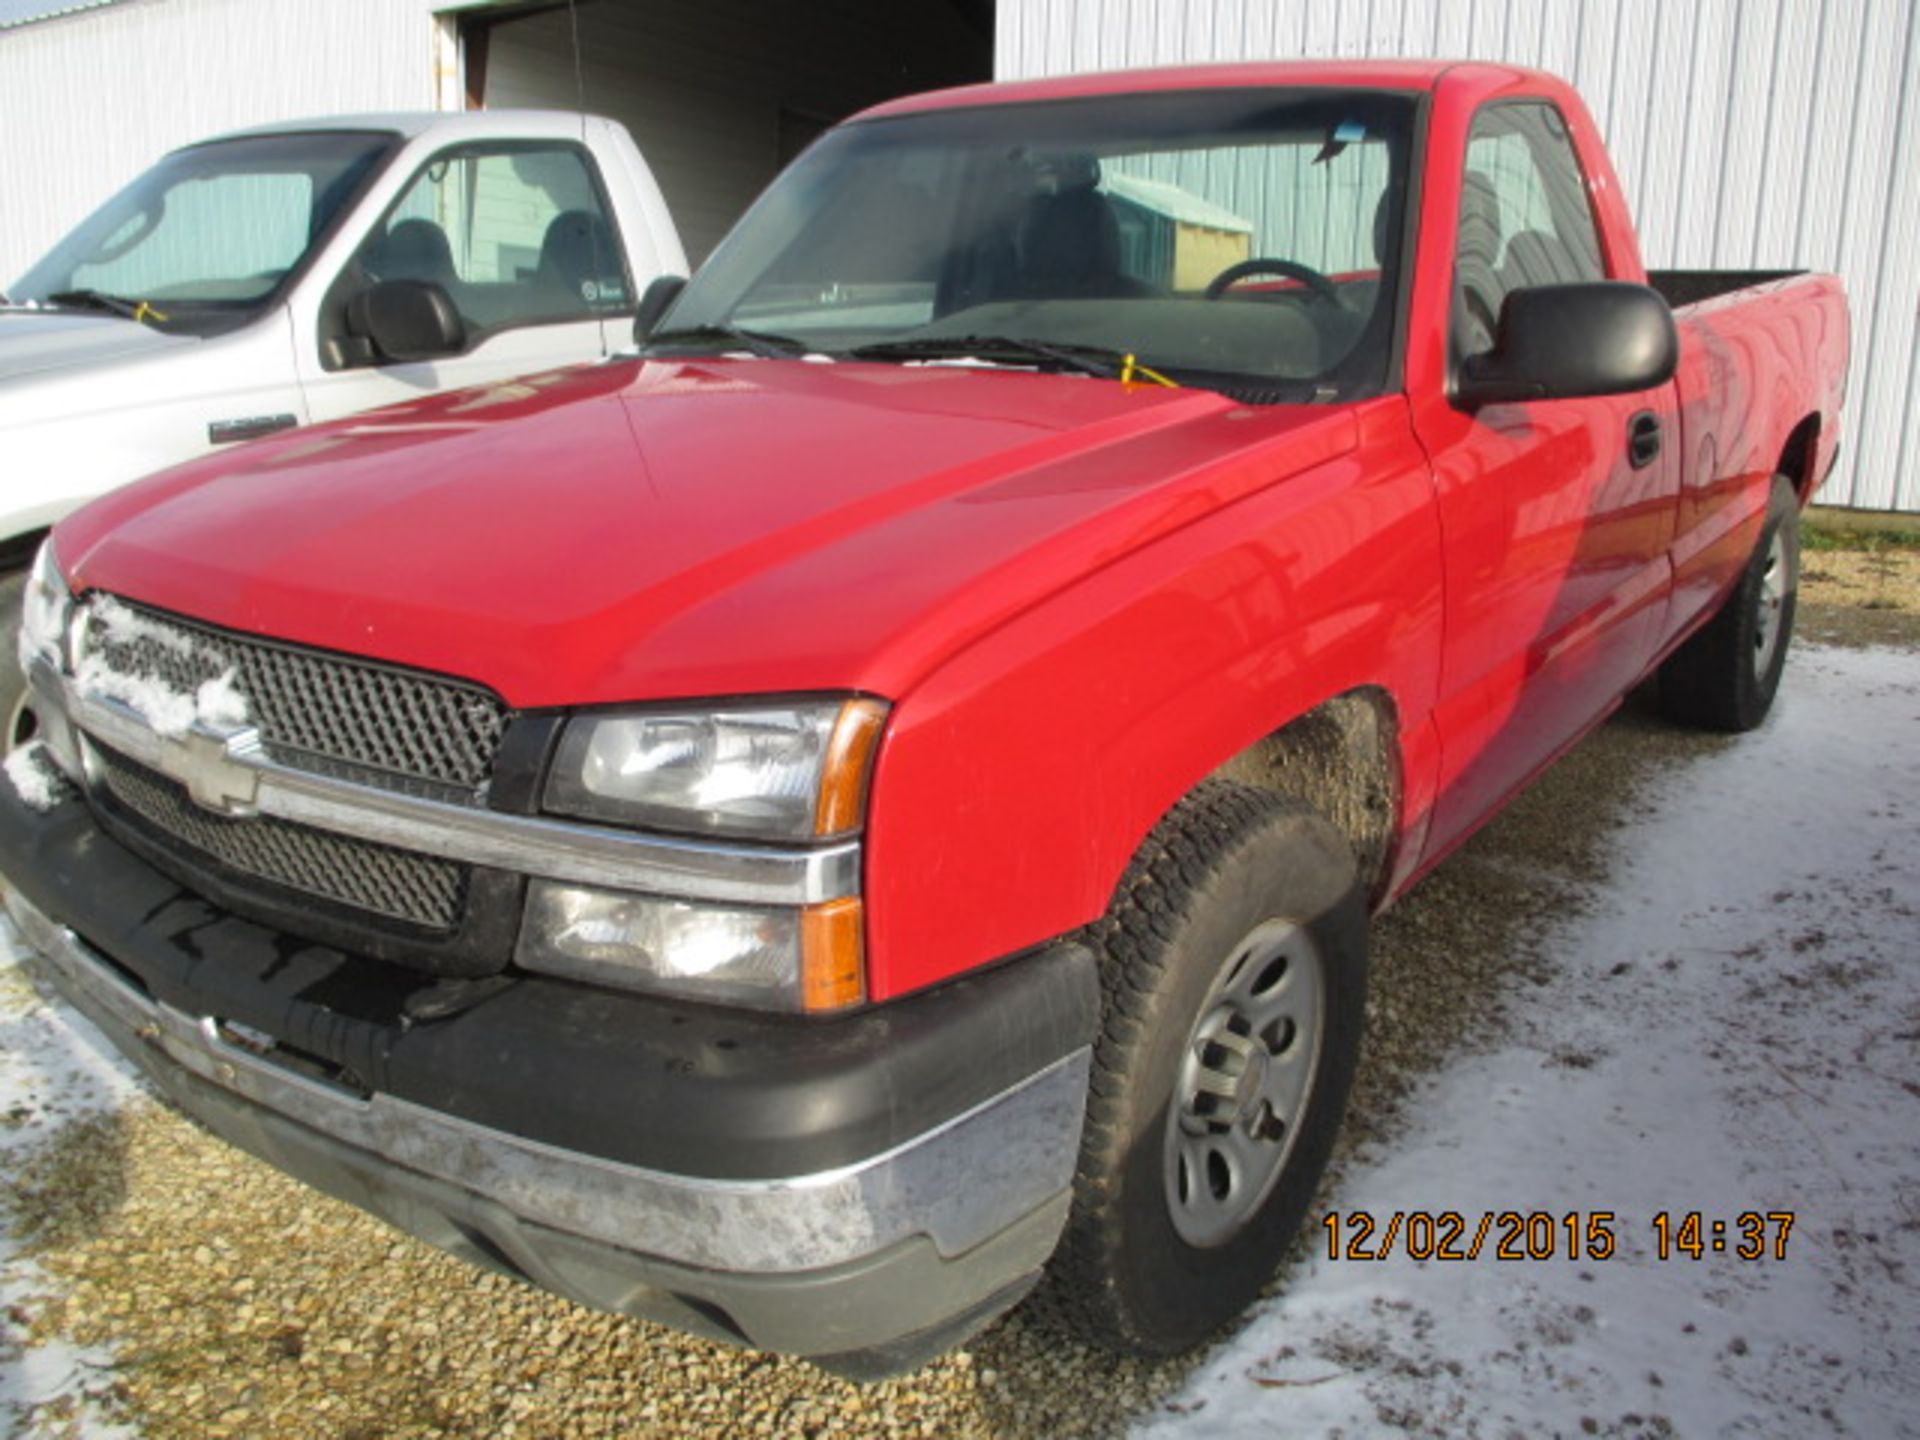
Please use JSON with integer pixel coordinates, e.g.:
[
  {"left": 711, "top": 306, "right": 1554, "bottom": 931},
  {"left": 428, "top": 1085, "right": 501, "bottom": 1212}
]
[
  {"left": 132, "top": 300, "right": 169, "bottom": 325},
  {"left": 1120, "top": 352, "right": 1177, "bottom": 388}
]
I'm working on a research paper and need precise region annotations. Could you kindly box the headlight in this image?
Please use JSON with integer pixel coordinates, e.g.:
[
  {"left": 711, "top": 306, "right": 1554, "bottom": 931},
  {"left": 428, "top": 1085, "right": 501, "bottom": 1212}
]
[
  {"left": 517, "top": 882, "right": 864, "bottom": 1013},
  {"left": 19, "top": 539, "right": 73, "bottom": 676},
  {"left": 530, "top": 696, "right": 884, "bottom": 1011},
  {"left": 544, "top": 697, "right": 887, "bottom": 841}
]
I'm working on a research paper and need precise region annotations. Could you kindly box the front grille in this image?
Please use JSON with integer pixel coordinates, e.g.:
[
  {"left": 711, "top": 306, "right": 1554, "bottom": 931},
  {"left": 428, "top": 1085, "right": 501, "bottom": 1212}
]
[
  {"left": 80, "top": 596, "right": 508, "bottom": 795},
  {"left": 94, "top": 743, "right": 468, "bottom": 930}
]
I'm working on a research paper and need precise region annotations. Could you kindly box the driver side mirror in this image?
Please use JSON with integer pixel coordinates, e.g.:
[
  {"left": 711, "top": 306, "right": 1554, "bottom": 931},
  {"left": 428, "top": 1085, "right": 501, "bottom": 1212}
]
[
  {"left": 633, "top": 274, "right": 686, "bottom": 345},
  {"left": 347, "top": 279, "right": 466, "bottom": 364},
  {"left": 1453, "top": 281, "right": 1676, "bottom": 408}
]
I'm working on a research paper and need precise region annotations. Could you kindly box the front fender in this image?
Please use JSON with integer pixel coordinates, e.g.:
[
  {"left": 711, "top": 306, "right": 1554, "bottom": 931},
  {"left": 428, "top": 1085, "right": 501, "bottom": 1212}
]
[{"left": 862, "top": 399, "right": 1443, "bottom": 1002}]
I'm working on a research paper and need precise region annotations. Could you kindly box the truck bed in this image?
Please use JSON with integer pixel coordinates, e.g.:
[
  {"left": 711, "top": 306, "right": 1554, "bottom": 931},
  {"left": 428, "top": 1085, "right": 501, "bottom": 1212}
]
[{"left": 1648, "top": 269, "right": 1806, "bottom": 309}]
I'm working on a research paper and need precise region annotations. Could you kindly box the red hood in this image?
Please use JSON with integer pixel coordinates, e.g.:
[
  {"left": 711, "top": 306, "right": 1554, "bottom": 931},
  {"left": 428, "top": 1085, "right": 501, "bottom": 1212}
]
[{"left": 57, "top": 358, "right": 1357, "bottom": 707}]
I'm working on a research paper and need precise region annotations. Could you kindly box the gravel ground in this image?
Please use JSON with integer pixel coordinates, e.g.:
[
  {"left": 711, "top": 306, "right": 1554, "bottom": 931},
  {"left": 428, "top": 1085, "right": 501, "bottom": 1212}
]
[
  {"left": 1, "top": 551, "right": 1915, "bottom": 1440},
  {"left": 1799, "top": 546, "right": 1920, "bottom": 647}
]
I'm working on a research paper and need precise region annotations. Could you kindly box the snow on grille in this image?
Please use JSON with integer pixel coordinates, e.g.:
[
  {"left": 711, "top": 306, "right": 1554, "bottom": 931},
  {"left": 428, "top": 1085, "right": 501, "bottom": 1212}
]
[{"left": 81, "top": 595, "right": 508, "bottom": 794}]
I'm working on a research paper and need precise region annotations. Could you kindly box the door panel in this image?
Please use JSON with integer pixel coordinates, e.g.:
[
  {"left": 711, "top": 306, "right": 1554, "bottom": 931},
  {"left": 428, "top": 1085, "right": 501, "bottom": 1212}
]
[
  {"left": 1418, "top": 101, "right": 1680, "bottom": 853},
  {"left": 1422, "top": 388, "right": 1678, "bottom": 846}
]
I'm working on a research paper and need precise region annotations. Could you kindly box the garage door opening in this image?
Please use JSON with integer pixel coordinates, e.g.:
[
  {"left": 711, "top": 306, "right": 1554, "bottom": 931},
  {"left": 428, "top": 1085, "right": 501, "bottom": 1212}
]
[{"left": 457, "top": 0, "right": 996, "bottom": 266}]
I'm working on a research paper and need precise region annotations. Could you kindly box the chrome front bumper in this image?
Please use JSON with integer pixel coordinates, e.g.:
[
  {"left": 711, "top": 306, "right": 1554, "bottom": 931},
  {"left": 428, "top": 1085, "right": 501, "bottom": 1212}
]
[{"left": 5, "top": 884, "right": 1089, "bottom": 1366}]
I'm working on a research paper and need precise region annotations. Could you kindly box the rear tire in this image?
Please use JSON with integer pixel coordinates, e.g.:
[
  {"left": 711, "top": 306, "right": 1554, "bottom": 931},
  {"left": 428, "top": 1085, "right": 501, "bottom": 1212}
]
[
  {"left": 1042, "top": 780, "right": 1367, "bottom": 1355},
  {"left": 1659, "top": 475, "right": 1800, "bottom": 732}
]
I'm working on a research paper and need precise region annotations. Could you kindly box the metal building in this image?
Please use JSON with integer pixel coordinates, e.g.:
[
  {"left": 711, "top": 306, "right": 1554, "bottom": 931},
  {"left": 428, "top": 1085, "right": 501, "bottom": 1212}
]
[{"left": 997, "top": 0, "right": 1920, "bottom": 512}]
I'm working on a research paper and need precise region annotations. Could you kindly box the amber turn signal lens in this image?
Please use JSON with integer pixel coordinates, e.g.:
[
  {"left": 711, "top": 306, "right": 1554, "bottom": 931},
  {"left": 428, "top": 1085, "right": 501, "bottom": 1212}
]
[
  {"left": 814, "top": 698, "right": 888, "bottom": 837},
  {"left": 801, "top": 897, "right": 866, "bottom": 1012}
]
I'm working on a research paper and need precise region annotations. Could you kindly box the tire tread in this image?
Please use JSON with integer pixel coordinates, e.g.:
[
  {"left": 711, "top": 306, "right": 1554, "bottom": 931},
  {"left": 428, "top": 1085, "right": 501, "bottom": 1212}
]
[{"left": 1038, "top": 780, "right": 1354, "bottom": 1352}]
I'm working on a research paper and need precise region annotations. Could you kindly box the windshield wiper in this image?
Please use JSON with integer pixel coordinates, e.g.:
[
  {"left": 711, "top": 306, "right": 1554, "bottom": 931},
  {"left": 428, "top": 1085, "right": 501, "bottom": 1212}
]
[
  {"left": 644, "top": 323, "right": 816, "bottom": 360},
  {"left": 45, "top": 289, "right": 168, "bottom": 325},
  {"left": 847, "top": 334, "right": 1151, "bottom": 381}
]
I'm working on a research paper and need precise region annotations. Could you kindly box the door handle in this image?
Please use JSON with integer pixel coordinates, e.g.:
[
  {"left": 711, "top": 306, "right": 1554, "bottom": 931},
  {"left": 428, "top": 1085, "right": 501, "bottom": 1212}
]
[
  {"left": 209, "top": 413, "right": 298, "bottom": 445},
  {"left": 1627, "top": 410, "right": 1662, "bottom": 470}
]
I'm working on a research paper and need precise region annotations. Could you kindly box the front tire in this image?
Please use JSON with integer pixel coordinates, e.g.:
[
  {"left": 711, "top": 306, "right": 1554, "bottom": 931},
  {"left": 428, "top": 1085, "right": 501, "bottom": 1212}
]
[
  {"left": 1043, "top": 780, "right": 1368, "bottom": 1355},
  {"left": 1659, "top": 475, "right": 1800, "bottom": 732},
  {"left": 0, "top": 569, "right": 35, "bottom": 750}
]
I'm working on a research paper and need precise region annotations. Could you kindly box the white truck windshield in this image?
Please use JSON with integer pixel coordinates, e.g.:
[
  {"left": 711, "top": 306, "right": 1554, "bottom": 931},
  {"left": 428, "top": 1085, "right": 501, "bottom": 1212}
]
[{"left": 8, "top": 131, "right": 395, "bottom": 335}]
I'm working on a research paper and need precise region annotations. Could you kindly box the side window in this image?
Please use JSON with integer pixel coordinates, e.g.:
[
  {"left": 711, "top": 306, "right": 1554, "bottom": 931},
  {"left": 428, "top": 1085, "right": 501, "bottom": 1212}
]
[
  {"left": 352, "top": 144, "right": 629, "bottom": 342},
  {"left": 1455, "top": 103, "right": 1606, "bottom": 356}
]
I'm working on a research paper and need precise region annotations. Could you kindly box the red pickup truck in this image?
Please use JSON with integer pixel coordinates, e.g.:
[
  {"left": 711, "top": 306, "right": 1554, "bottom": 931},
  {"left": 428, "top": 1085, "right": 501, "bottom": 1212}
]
[{"left": 2, "top": 60, "right": 1847, "bottom": 1375}]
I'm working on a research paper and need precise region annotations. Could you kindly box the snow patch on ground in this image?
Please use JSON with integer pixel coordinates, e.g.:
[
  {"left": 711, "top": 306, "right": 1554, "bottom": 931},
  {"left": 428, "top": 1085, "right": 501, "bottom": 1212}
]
[
  {"left": 1140, "top": 645, "right": 1920, "bottom": 1440},
  {"left": 0, "top": 912, "right": 144, "bottom": 1438}
]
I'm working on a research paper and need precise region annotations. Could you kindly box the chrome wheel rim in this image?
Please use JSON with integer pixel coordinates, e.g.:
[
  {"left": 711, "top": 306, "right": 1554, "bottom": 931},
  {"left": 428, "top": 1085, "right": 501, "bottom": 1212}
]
[
  {"left": 1753, "top": 528, "right": 1791, "bottom": 678},
  {"left": 1163, "top": 918, "right": 1325, "bottom": 1248}
]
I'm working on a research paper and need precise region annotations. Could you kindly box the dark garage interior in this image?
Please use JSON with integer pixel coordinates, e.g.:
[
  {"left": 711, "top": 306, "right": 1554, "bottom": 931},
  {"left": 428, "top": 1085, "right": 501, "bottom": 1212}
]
[{"left": 461, "top": 0, "right": 996, "bottom": 263}]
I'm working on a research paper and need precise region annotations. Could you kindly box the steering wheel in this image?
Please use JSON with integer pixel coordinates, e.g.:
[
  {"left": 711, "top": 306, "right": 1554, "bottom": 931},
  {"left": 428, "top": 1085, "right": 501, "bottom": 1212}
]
[{"left": 1204, "top": 257, "right": 1343, "bottom": 306}]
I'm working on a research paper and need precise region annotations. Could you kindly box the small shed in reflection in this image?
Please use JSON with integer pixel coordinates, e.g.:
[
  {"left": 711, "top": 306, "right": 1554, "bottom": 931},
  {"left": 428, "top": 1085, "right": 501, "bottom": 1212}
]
[{"left": 1102, "top": 171, "right": 1253, "bottom": 291}]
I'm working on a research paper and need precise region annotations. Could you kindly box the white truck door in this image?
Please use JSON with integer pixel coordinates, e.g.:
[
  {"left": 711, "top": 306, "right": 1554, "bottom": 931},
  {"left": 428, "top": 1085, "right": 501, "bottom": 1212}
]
[{"left": 298, "top": 140, "right": 637, "bottom": 423}]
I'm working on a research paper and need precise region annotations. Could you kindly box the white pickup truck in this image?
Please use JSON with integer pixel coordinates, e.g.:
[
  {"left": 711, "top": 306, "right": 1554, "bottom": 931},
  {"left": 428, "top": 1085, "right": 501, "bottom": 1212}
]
[{"left": 0, "top": 109, "right": 685, "bottom": 737}]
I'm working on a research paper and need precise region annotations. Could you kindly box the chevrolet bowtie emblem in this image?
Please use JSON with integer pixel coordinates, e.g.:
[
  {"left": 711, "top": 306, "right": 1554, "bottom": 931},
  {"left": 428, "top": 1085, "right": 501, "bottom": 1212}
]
[{"left": 164, "top": 725, "right": 264, "bottom": 817}]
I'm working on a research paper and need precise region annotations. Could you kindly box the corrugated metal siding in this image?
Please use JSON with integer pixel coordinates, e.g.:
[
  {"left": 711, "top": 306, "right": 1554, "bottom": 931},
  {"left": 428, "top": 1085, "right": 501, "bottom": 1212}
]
[
  {"left": 0, "top": 0, "right": 448, "bottom": 285},
  {"left": 998, "top": 0, "right": 1920, "bottom": 513},
  {"left": 480, "top": 0, "right": 991, "bottom": 264}
]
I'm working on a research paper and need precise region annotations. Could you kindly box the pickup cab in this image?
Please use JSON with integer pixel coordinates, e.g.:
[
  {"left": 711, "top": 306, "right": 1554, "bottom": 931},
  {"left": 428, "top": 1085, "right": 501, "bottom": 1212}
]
[
  {"left": 0, "top": 61, "right": 1847, "bottom": 1375},
  {"left": 0, "top": 110, "right": 685, "bottom": 741}
]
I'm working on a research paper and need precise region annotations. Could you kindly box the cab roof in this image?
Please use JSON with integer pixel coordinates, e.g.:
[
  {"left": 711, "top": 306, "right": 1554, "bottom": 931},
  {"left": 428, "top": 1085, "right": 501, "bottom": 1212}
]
[
  {"left": 188, "top": 110, "right": 615, "bottom": 147},
  {"left": 857, "top": 59, "right": 1516, "bottom": 122}
]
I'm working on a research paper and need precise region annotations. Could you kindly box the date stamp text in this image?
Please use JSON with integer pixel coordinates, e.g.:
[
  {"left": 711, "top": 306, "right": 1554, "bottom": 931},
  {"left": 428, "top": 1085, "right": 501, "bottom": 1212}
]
[{"left": 1321, "top": 1210, "right": 1796, "bottom": 1262}]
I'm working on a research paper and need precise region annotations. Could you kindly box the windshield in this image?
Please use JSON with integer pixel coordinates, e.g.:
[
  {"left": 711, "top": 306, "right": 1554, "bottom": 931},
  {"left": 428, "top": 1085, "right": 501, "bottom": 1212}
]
[
  {"left": 660, "top": 88, "right": 1418, "bottom": 400},
  {"left": 8, "top": 131, "right": 395, "bottom": 335}
]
